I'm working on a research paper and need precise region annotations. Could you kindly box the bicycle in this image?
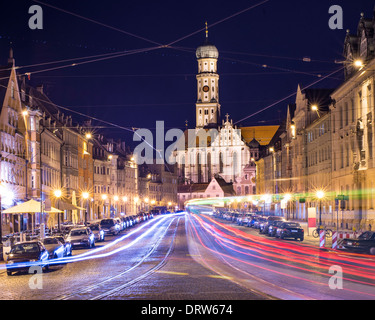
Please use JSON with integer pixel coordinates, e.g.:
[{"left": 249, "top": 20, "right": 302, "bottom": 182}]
[{"left": 312, "top": 227, "right": 333, "bottom": 238}]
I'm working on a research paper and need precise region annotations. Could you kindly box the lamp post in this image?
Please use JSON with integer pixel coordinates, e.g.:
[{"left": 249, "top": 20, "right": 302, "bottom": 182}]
[
  {"left": 311, "top": 104, "right": 320, "bottom": 118},
  {"left": 114, "top": 196, "right": 119, "bottom": 217},
  {"left": 134, "top": 197, "right": 139, "bottom": 214},
  {"left": 82, "top": 192, "right": 90, "bottom": 224},
  {"left": 316, "top": 191, "right": 325, "bottom": 227},
  {"left": 122, "top": 196, "right": 128, "bottom": 216},
  {"left": 101, "top": 194, "right": 108, "bottom": 218},
  {"left": 54, "top": 189, "right": 62, "bottom": 232},
  {"left": 284, "top": 193, "right": 291, "bottom": 220}
]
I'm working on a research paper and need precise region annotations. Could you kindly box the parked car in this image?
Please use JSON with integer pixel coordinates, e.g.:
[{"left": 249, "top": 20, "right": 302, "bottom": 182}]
[
  {"left": 100, "top": 218, "right": 120, "bottom": 235},
  {"left": 52, "top": 235, "right": 72, "bottom": 257},
  {"left": 341, "top": 231, "right": 375, "bottom": 254},
  {"left": 252, "top": 217, "right": 267, "bottom": 229},
  {"left": 41, "top": 237, "right": 65, "bottom": 259},
  {"left": 67, "top": 227, "right": 95, "bottom": 249},
  {"left": 275, "top": 222, "right": 304, "bottom": 241},
  {"left": 6, "top": 241, "right": 50, "bottom": 276},
  {"left": 114, "top": 217, "right": 125, "bottom": 231},
  {"left": 88, "top": 223, "right": 105, "bottom": 242},
  {"left": 121, "top": 217, "right": 128, "bottom": 228},
  {"left": 267, "top": 220, "right": 287, "bottom": 237},
  {"left": 260, "top": 216, "right": 285, "bottom": 234}
]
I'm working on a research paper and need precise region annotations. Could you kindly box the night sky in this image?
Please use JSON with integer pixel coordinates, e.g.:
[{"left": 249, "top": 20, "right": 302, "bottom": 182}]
[{"left": 0, "top": 0, "right": 373, "bottom": 147}]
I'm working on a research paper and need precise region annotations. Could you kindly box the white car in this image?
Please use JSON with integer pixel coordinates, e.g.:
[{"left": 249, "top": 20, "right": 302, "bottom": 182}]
[{"left": 67, "top": 227, "right": 95, "bottom": 249}]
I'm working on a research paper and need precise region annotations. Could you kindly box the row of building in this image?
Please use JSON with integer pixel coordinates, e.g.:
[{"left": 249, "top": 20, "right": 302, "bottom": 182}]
[
  {"left": 255, "top": 10, "right": 375, "bottom": 231},
  {"left": 0, "top": 50, "right": 177, "bottom": 233}
]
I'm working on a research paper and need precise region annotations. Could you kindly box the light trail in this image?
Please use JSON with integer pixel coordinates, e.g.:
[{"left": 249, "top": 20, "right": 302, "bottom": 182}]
[
  {"left": 55, "top": 216, "right": 182, "bottom": 300},
  {"left": 187, "top": 213, "right": 375, "bottom": 299},
  {"left": 4, "top": 214, "right": 185, "bottom": 272},
  {"left": 194, "top": 215, "right": 375, "bottom": 284}
]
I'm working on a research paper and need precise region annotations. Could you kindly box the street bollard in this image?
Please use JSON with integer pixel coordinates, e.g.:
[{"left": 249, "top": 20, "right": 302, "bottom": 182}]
[
  {"left": 319, "top": 230, "right": 326, "bottom": 249},
  {"left": 331, "top": 231, "right": 337, "bottom": 250}
]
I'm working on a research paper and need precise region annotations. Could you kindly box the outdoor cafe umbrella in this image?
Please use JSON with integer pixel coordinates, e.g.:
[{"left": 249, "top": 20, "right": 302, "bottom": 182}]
[
  {"left": 54, "top": 198, "right": 85, "bottom": 226},
  {"left": 2, "top": 199, "right": 63, "bottom": 234}
]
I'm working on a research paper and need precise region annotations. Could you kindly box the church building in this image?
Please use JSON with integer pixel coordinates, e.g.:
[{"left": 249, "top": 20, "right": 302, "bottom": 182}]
[{"left": 175, "top": 27, "right": 279, "bottom": 204}]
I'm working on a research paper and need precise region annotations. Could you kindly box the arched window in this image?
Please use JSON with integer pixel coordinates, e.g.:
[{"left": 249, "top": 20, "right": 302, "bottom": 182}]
[
  {"left": 197, "top": 153, "right": 202, "bottom": 183},
  {"left": 207, "top": 153, "right": 212, "bottom": 181},
  {"left": 219, "top": 152, "right": 224, "bottom": 173}
]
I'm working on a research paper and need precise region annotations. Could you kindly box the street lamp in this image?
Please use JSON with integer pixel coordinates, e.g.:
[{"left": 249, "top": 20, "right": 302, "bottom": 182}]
[
  {"left": 113, "top": 196, "right": 119, "bottom": 217},
  {"left": 134, "top": 197, "right": 139, "bottom": 213},
  {"left": 101, "top": 194, "right": 108, "bottom": 218},
  {"left": 122, "top": 196, "right": 128, "bottom": 215},
  {"left": 284, "top": 193, "right": 291, "bottom": 220},
  {"left": 54, "top": 189, "right": 62, "bottom": 231},
  {"left": 82, "top": 192, "right": 90, "bottom": 223},
  {"left": 290, "top": 122, "right": 296, "bottom": 139},
  {"left": 311, "top": 104, "right": 320, "bottom": 118},
  {"left": 316, "top": 190, "right": 325, "bottom": 227},
  {"left": 54, "top": 189, "right": 62, "bottom": 199},
  {"left": 354, "top": 59, "right": 364, "bottom": 68}
]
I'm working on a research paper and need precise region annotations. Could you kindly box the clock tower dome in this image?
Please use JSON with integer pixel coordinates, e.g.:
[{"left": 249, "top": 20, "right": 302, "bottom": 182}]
[{"left": 195, "top": 23, "right": 220, "bottom": 128}]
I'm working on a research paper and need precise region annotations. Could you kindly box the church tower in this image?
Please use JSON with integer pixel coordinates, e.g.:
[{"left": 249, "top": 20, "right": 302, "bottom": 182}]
[{"left": 195, "top": 23, "right": 220, "bottom": 128}]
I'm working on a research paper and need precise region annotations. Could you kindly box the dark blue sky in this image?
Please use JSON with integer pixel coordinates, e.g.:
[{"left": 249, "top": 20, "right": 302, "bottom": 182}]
[{"left": 0, "top": 0, "right": 373, "bottom": 144}]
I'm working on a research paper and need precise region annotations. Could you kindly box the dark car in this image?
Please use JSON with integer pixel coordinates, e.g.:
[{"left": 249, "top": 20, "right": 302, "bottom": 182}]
[
  {"left": 100, "top": 219, "right": 120, "bottom": 235},
  {"left": 52, "top": 235, "right": 72, "bottom": 257},
  {"left": 260, "top": 216, "right": 285, "bottom": 234},
  {"left": 251, "top": 217, "right": 267, "bottom": 229},
  {"left": 6, "top": 241, "right": 50, "bottom": 276},
  {"left": 275, "top": 222, "right": 304, "bottom": 241},
  {"left": 341, "top": 231, "right": 375, "bottom": 254},
  {"left": 267, "top": 220, "right": 286, "bottom": 237}
]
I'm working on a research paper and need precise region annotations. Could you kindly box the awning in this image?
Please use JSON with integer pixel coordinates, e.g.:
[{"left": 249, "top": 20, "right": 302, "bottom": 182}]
[
  {"left": 54, "top": 199, "right": 85, "bottom": 211},
  {"left": 2, "top": 199, "right": 63, "bottom": 214}
]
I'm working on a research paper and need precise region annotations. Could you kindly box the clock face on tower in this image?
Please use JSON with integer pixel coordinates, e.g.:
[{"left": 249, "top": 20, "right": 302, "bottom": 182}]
[{"left": 203, "top": 85, "right": 210, "bottom": 93}]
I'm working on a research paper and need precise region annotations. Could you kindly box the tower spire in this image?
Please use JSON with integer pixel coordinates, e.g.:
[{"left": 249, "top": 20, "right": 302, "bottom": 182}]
[
  {"left": 205, "top": 21, "right": 208, "bottom": 39},
  {"left": 8, "top": 44, "right": 15, "bottom": 66}
]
